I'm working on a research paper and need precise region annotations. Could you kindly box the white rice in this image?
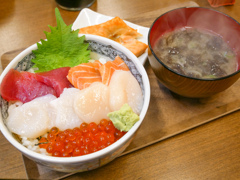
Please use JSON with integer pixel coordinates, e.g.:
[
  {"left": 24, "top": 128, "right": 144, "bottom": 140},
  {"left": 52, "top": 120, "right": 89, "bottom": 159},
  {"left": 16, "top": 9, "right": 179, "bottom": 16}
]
[{"left": 21, "top": 135, "right": 51, "bottom": 156}]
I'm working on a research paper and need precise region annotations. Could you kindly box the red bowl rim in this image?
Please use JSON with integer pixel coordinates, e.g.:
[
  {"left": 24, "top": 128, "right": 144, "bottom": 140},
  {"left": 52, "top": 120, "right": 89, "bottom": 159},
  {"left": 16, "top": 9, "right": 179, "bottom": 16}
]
[{"left": 148, "top": 7, "right": 240, "bottom": 82}]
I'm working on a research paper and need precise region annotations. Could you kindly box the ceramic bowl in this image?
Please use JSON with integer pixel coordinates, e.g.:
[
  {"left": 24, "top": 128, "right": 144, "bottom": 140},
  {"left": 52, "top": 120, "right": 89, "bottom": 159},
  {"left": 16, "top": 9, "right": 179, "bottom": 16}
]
[
  {"left": 0, "top": 34, "right": 150, "bottom": 172},
  {"left": 148, "top": 7, "right": 240, "bottom": 98}
]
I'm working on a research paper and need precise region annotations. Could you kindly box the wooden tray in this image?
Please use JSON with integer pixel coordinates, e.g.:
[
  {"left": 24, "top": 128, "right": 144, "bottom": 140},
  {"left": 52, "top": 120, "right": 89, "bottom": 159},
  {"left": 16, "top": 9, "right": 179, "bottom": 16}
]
[
  {"left": 2, "top": 48, "right": 240, "bottom": 179},
  {"left": 3, "top": 2, "right": 240, "bottom": 180}
]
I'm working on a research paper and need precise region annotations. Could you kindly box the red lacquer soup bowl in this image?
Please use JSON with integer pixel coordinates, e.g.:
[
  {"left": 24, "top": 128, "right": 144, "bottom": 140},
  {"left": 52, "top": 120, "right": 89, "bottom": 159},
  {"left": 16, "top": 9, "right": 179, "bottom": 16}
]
[{"left": 148, "top": 7, "right": 240, "bottom": 98}]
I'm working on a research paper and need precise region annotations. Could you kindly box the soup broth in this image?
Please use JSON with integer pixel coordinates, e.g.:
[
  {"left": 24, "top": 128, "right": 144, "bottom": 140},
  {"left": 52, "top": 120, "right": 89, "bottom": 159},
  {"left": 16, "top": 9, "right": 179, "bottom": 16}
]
[{"left": 153, "top": 28, "right": 238, "bottom": 79}]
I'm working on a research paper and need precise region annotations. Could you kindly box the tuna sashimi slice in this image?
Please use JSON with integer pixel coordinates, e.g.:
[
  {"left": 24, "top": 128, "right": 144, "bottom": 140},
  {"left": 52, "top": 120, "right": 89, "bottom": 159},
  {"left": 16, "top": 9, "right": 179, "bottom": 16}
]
[
  {"left": 35, "top": 67, "right": 72, "bottom": 97},
  {"left": 0, "top": 69, "right": 56, "bottom": 103}
]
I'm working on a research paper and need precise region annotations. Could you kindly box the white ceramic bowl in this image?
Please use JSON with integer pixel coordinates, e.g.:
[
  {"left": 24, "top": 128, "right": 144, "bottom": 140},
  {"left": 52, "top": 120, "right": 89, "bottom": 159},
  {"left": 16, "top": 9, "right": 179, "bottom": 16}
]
[{"left": 0, "top": 34, "right": 150, "bottom": 172}]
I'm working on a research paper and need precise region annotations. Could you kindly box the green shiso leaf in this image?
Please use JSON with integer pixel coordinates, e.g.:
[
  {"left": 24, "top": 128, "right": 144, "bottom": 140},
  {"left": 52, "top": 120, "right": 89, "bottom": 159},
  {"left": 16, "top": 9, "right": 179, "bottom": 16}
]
[{"left": 31, "top": 8, "right": 90, "bottom": 72}]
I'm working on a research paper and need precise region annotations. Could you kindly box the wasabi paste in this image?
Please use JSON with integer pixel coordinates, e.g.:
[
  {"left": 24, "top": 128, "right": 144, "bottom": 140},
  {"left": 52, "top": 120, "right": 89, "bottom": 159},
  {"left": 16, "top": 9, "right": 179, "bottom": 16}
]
[{"left": 107, "top": 104, "right": 140, "bottom": 132}]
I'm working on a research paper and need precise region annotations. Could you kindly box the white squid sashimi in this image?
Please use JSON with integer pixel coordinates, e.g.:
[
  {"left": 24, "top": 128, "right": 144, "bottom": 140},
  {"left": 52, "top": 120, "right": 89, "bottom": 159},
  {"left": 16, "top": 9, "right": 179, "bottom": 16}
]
[
  {"left": 49, "top": 88, "right": 84, "bottom": 131},
  {"left": 6, "top": 94, "right": 56, "bottom": 138},
  {"left": 109, "top": 70, "right": 143, "bottom": 114},
  {"left": 74, "top": 82, "right": 110, "bottom": 124}
]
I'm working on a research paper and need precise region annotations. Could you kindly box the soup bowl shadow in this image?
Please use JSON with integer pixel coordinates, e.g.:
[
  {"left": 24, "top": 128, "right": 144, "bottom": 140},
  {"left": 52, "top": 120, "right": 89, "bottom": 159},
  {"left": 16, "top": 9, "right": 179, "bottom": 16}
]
[{"left": 148, "top": 7, "right": 240, "bottom": 98}]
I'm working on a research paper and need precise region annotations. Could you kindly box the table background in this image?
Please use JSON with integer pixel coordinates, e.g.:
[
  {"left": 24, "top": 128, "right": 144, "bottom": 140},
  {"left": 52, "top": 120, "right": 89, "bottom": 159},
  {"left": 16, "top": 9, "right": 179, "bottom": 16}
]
[{"left": 0, "top": 0, "right": 240, "bottom": 179}]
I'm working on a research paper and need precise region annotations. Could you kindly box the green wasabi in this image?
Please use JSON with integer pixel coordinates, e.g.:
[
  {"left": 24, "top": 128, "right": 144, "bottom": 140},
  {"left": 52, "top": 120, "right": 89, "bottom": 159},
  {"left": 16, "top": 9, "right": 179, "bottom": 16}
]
[{"left": 107, "top": 104, "right": 140, "bottom": 132}]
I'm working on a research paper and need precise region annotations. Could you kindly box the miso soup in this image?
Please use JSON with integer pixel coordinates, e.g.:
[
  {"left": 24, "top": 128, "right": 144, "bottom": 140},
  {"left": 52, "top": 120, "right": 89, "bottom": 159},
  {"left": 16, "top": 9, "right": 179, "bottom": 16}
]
[{"left": 153, "top": 28, "right": 238, "bottom": 79}]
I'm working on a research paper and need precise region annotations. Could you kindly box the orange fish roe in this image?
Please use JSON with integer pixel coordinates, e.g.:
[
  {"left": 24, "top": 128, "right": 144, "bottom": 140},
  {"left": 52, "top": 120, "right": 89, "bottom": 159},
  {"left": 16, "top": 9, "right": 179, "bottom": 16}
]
[{"left": 38, "top": 119, "right": 126, "bottom": 157}]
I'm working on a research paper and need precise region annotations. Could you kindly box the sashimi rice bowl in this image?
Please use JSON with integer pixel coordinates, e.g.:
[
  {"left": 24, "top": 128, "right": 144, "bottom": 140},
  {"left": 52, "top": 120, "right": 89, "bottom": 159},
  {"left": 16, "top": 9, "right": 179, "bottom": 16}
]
[{"left": 0, "top": 9, "right": 150, "bottom": 172}]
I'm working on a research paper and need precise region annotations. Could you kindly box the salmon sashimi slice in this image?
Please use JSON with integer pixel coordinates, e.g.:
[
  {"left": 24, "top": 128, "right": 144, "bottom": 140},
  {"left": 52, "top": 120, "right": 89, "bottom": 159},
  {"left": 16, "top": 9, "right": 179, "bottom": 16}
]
[
  {"left": 111, "top": 56, "right": 130, "bottom": 71},
  {"left": 78, "top": 17, "right": 148, "bottom": 57},
  {"left": 67, "top": 57, "right": 130, "bottom": 90},
  {"left": 67, "top": 60, "right": 102, "bottom": 90},
  {"left": 71, "top": 66, "right": 101, "bottom": 88},
  {"left": 99, "top": 56, "right": 129, "bottom": 85},
  {"left": 76, "top": 75, "right": 102, "bottom": 90}
]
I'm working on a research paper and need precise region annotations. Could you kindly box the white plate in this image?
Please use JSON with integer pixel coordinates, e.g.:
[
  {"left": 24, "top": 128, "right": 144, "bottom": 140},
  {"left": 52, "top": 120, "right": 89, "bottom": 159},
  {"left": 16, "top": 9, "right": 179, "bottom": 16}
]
[{"left": 72, "top": 8, "right": 149, "bottom": 65}]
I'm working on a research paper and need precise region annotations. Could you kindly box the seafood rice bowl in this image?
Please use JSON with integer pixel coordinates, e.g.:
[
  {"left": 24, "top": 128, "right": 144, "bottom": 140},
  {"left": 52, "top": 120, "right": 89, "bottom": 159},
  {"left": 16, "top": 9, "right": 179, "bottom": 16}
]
[{"left": 0, "top": 33, "right": 150, "bottom": 172}]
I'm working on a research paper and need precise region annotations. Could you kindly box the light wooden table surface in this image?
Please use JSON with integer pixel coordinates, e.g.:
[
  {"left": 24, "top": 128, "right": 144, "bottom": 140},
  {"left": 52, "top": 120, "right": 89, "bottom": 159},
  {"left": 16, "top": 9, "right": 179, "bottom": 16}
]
[{"left": 1, "top": 0, "right": 240, "bottom": 179}]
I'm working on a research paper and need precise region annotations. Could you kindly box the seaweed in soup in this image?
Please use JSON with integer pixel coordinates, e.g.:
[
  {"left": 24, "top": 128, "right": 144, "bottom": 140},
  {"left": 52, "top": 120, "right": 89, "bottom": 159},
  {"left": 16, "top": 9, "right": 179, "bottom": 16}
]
[{"left": 154, "top": 28, "right": 237, "bottom": 79}]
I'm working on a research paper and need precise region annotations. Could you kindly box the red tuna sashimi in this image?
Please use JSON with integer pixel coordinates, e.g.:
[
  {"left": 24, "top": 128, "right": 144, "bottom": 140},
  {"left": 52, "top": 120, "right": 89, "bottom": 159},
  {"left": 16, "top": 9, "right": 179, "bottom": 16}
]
[
  {"left": 35, "top": 67, "right": 72, "bottom": 97},
  {"left": 0, "top": 69, "right": 56, "bottom": 103}
]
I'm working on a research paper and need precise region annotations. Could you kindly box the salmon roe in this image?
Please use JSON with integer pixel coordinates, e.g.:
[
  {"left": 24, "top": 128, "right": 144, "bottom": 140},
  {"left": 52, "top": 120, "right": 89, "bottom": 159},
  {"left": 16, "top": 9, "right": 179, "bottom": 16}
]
[{"left": 38, "top": 119, "right": 126, "bottom": 157}]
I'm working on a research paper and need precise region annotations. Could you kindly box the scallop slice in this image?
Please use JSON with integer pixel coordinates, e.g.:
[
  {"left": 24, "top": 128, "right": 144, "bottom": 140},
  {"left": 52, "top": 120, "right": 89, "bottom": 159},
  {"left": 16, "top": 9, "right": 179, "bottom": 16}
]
[
  {"left": 48, "top": 88, "right": 84, "bottom": 131},
  {"left": 6, "top": 94, "right": 56, "bottom": 139},
  {"left": 74, "top": 82, "right": 110, "bottom": 124},
  {"left": 109, "top": 70, "right": 143, "bottom": 114}
]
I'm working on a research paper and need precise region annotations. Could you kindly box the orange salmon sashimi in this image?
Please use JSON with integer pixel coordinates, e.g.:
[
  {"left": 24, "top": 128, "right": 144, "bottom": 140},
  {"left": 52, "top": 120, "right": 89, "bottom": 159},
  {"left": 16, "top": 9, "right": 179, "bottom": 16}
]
[
  {"left": 67, "top": 56, "right": 130, "bottom": 90},
  {"left": 67, "top": 61, "right": 102, "bottom": 90},
  {"left": 99, "top": 56, "right": 129, "bottom": 85}
]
